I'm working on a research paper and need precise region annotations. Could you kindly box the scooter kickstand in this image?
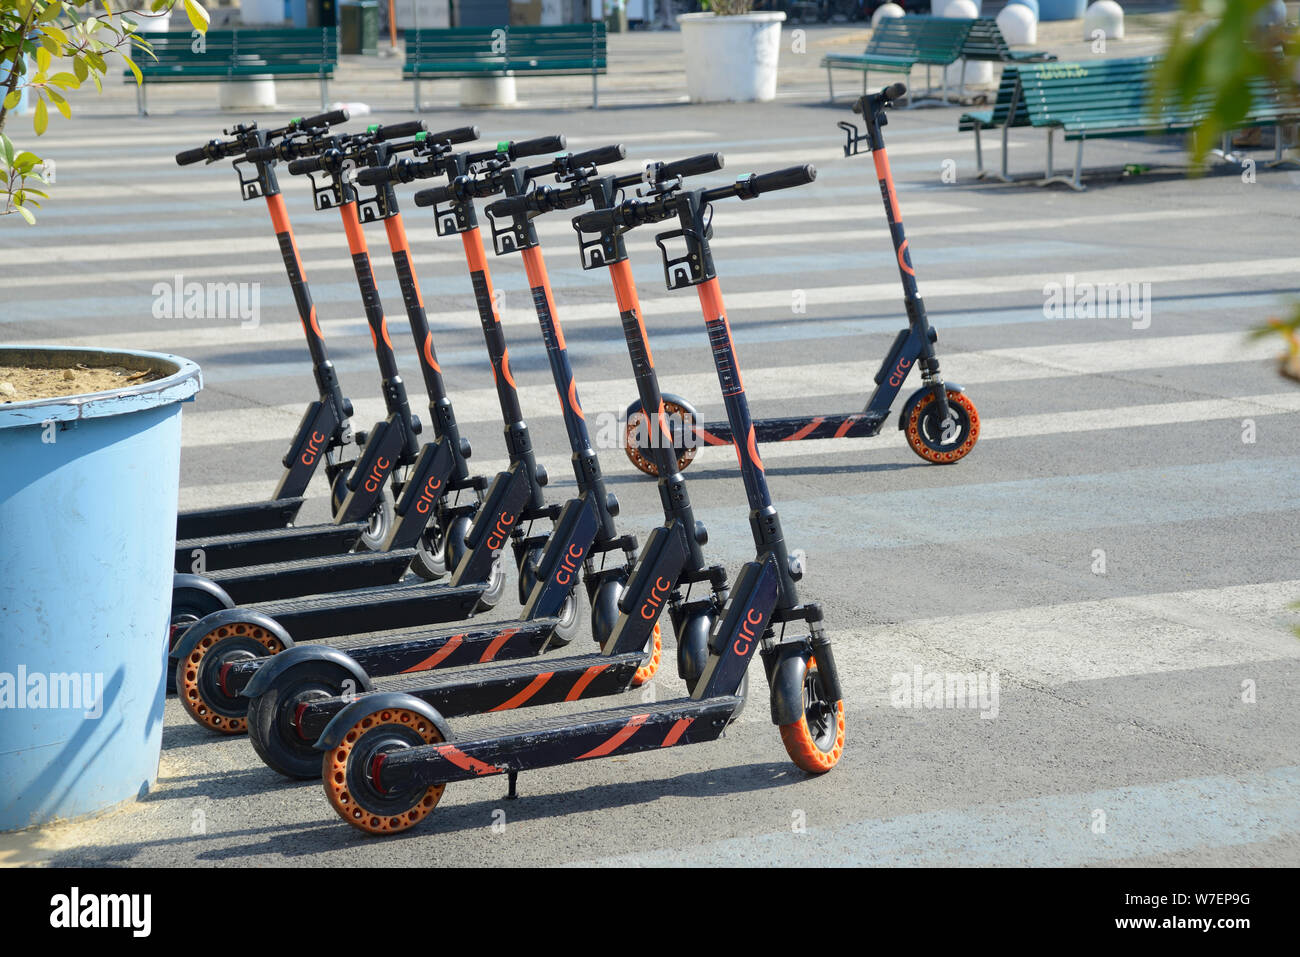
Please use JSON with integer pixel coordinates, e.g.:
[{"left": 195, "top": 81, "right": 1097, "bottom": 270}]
[{"left": 506, "top": 771, "right": 519, "bottom": 800}]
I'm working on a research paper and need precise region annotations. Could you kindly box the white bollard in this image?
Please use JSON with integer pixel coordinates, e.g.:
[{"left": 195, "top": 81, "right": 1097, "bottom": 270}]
[
  {"left": 218, "top": 78, "right": 277, "bottom": 111},
  {"left": 997, "top": 4, "right": 1038, "bottom": 46},
  {"left": 1084, "top": 1, "right": 1125, "bottom": 43},
  {"left": 872, "top": 3, "right": 905, "bottom": 29},
  {"left": 943, "top": 0, "right": 992, "bottom": 92},
  {"left": 459, "top": 75, "right": 518, "bottom": 108}
]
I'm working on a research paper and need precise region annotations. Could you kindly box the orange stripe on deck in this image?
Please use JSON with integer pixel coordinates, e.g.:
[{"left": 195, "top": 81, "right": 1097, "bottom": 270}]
[
  {"left": 661, "top": 717, "right": 693, "bottom": 747},
  {"left": 479, "top": 628, "right": 517, "bottom": 663},
  {"left": 575, "top": 713, "right": 648, "bottom": 760},
  {"left": 564, "top": 664, "right": 610, "bottom": 701},
  {"left": 488, "top": 672, "right": 553, "bottom": 712},
  {"left": 400, "top": 633, "right": 464, "bottom": 672},
  {"left": 435, "top": 744, "right": 501, "bottom": 776},
  {"left": 784, "top": 416, "right": 825, "bottom": 442}
]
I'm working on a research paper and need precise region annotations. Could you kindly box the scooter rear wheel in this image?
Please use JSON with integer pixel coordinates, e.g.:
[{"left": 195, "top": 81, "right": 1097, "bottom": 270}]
[
  {"left": 323, "top": 708, "right": 446, "bottom": 834},
  {"left": 177, "top": 623, "right": 285, "bottom": 734},
  {"left": 624, "top": 399, "right": 698, "bottom": 477},
  {"left": 168, "top": 591, "right": 229, "bottom": 694},
  {"left": 779, "top": 661, "right": 845, "bottom": 774},
  {"left": 247, "top": 659, "right": 358, "bottom": 779},
  {"left": 903, "top": 389, "right": 979, "bottom": 465}
]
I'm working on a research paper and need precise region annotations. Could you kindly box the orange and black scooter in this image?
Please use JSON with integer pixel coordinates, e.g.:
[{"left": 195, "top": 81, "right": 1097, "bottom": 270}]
[
  {"left": 309, "top": 156, "right": 844, "bottom": 836},
  {"left": 623, "top": 82, "right": 979, "bottom": 477}
]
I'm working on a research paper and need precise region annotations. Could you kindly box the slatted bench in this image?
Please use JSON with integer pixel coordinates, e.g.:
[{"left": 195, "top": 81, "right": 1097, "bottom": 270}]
[
  {"left": 128, "top": 28, "right": 337, "bottom": 116},
  {"left": 954, "top": 16, "right": 1055, "bottom": 95},
  {"left": 403, "top": 23, "right": 607, "bottom": 110},
  {"left": 958, "top": 57, "right": 1300, "bottom": 190},
  {"left": 821, "top": 15, "right": 972, "bottom": 105}
]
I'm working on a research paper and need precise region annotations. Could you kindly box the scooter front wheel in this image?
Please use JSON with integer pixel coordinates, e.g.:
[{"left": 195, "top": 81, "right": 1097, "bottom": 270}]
[
  {"left": 168, "top": 590, "right": 230, "bottom": 694},
  {"left": 324, "top": 708, "right": 446, "bottom": 834},
  {"left": 778, "top": 660, "right": 845, "bottom": 774},
  {"left": 410, "top": 519, "right": 448, "bottom": 581},
  {"left": 623, "top": 397, "right": 699, "bottom": 478},
  {"left": 248, "top": 658, "right": 359, "bottom": 779},
  {"left": 177, "top": 623, "right": 285, "bottom": 734},
  {"left": 902, "top": 389, "right": 979, "bottom": 465},
  {"left": 474, "top": 554, "right": 508, "bottom": 613}
]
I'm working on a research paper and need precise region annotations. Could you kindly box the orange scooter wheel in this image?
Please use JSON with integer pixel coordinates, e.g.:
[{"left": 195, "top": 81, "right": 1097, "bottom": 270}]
[{"left": 324, "top": 708, "right": 446, "bottom": 835}]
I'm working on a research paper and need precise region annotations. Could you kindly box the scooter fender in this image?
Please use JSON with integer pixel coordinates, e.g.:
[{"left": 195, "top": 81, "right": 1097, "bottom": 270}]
[
  {"left": 240, "top": 644, "right": 374, "bottom": 700},
  {"left": 764, "top": 640, "right": 814, "bottom": 727},
  {"left": 172, "top": 574, "right": 235, "bottom": 612},
  {"left": 313, "top": 692, "right": 452, "bottom": 751},
  {"left": 171, "top": 608, "right": 294, "bottom": 666},
  {"left": 897, "top": 381, "right": 965, "bottom": 431}
]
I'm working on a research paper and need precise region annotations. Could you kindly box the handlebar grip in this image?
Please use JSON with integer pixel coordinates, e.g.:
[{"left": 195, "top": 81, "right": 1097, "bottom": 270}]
[
  {"left": 513, "top": 134, "right": 566, "bottom": 159},
  {"left": 884, "top": 82, "right": 907, "bottom": 102},
  {"left": 750, "top": 163, "right": 817, "bottom": 195},
  {"left": 175, "top": 146, "right": 211, "bottom": 166},
  {"left": 430, "top": 125, "right": 479, "bottom": 145},
  {"left": 299, "top": 108, "right": 349, "bottom": 130},
  {"left": 573, "top": 208, "right": 617, "bottom": 234},
  {"left": 413, "top": 185, "right": 451, "bottom": 208},
  {"left": 354, "top": 165, "right": 391, "bottom": 187},
  {"left": 287, "top": 155, "right": 324, "bottom": 175},
  {"left": 244, "top": 145, "right": 277, "bottom": 163},
  {"left": 374, "top": 120, "right": 426, "bottom": 142},
  {"left": 568, "top": 143, "right": 626, "bottom": 169}
]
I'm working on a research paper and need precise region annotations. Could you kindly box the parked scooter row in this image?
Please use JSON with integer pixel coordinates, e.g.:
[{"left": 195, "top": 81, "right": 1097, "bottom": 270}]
[{"left": 169, "top": 83, "right": 968, "bottom": 834}]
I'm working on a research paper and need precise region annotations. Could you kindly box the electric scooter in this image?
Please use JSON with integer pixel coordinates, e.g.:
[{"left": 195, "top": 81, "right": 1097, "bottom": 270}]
[
  {"left": 622, "top": 82, "right": 979, "bottom": 476},
  {"left": 169, "top": 135, "right": 586, "bottom": 735},
  {"left": 312, "top": 159, "right": 845, "bottom": 835},
  {"left": 236, "top": 143, "right": 669, "bottom": 779}
]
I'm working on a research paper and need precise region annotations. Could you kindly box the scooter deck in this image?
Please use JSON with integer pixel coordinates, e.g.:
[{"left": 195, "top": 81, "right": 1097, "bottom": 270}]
[
  {"left": 297, "top": 650, "right": 644, "bottom": 738},
  {"left": 694, "top": 410, "right": 889, "bottom": 447},
  {"left": 176, "top": 497, "right": 305, "bottom": 539},
  {"left": 205, "top": 550, "right": 415, "bottom": 605},
  {"left": 175, "top": 523, "right": 363, "bottom": 573},
  {"left": 378, "top": 695, "right": 740, "bottom": 788},
  {"left": 249, "top": 580, "right": 488, "bottom": 642},
  {"left": 224, "top": 617, "right": 560, "bottom": 697}
]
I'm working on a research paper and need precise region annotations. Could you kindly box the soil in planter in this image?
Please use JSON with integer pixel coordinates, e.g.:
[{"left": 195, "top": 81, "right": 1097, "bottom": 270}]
[{"left": 0, "top": 364, "right": 163, "bottom": 403}]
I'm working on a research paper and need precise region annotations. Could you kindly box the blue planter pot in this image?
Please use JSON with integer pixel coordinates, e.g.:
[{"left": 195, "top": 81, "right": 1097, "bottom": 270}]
[
  {"left": 0, "top": 347, "right": 201, "bottom": 831},
  {"left": 1039, "top": 0, "right": 1086, "bottom": 20}
]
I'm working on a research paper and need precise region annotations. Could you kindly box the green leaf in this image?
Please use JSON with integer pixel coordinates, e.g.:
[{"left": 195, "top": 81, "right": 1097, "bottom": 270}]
[
  {"left": 41, "top": 24, "right": 69, "bottom": 46},
  {"left": 45, "top": 87, "right": 70, "bottom": 118},
  {"left": 36, "top": 45, "right": 50, "bottom": 73},
  {"left": 15, "top": 204, "right": 35, "bottom": 224},
  {"left": 13, "top": 150, "right": 40, "bottom": 171},
  {"left": 33, "top": 97, "right": 47, "bottom": 135},
  {"left": 120, "top": 50, "right": 142, "bottom": 86},
  {"left": 72, "top": 56, "right": 88, "bottom": 81},
  {"left": 183, "top": 0, "right": 210, "bottom": 34},
  {"left": 3, "top": 90, "right": 20, "bottom": 110},
  {"left": 1, "top": 134, "right": 14, "bottom": 167}
]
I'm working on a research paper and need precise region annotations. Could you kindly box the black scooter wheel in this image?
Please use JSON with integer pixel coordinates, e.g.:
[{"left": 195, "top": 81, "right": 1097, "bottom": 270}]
[
  {"left": 676, "top": 612, "right": 713, "bottom": 691},
  {"left": 517, "top": 546, "right": 543, "bottom": 605},
  {"left": 624, "top": 399, "right": 698, "bottom": 478},
  {"left": 177, "top": 623, "right": 285, "bottom": 734},
  {"left": 443, "top": 515, "right": 473, "bottom": 572},
  {"left": 324, "top": 708, "right": 446, "bottom": 834},
  {"left": 168, "top": 591, "right": 229, "bottom": 694},
  {"left": 902, "top": 389, "right": 979, "bottom": 464},
  {"left": 474, "top": 554, "right": 507, "bottom": 613},
  {"left": 247, "top": 659, "right": 358, "bottom": 779},
  {"left": 778, "top": 660, "right": 845, "bottom": 774},
  {"left": 551, "top": 593, "right": 580, "bottom": 646},
  {"left": 358, "top": 486, "right": 396, "bottom": 552},
  {"left": 410, "top": 520, "right": 448, "bottom": 581}
]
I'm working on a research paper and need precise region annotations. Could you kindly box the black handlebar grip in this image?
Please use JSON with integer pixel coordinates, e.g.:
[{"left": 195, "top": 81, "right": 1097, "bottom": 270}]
[
  {"left": 299, "top": 108, "right": 349, "bottom": 130},
  {"left": 884, "top": 82, "right": 907, "bottom": 102},
  {"left": 513, "top": 134, "right": 567, "bottom": 159},
  {"left": 413, "top": 185, "right": 451, "bottom": 208},
  {"left": 354, "top": 165, "right": 391, "bottom": 187},
  {"left": 573, "top": 208, "right": 617, "bottom": 234},
  {"left": 244, "top": 145, "right": 277, "bottom": 163},
  {"left": 431, "top": 125, "right": 480, "bottom": 145},
  {"left": 176, "top": 146, "right": 211, "bottom": 166},
  {"left": 661, "top": 152, "right": 725, "bottom": 180},
  {"left": 287, "top": 155, "right": 324, "bottom": 175},
  {"left": 568, "top": 143, "right": 626, "bottom": 169},
  {"left": 750, "top": 164, "right": 817, "bottom": 195},
  {"left": 375, "top": 120, "right": 427, "bottom": 142}
]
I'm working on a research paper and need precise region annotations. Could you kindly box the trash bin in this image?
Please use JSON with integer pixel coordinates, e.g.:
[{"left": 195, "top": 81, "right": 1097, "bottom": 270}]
[{"left": 340, "top": 0, "right": 379, "bottom": 53}]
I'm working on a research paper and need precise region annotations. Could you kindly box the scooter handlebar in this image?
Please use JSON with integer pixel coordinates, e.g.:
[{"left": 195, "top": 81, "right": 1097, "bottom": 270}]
[
  {"left": 372, "top": 120, "right": 426, "bottom": 142},
  {"left": 431, "top": 125, "right": 480, "bottom": 146},
  {"left": 297, "top": 108, "right": 349, "bottom": 130},
  {"left": 749, "top": 163, "right": 818, "bottom": 195},
  {"left": 512, "top": 134, "right": 567, "bottom": 159},
  {"left": 412, "top": 185, "right": 448, "bottom": 208},
  {"left": 354, "top": 165, "right": 392, "bottom": 187},
  {"left": 854, "top": 82, "right": 907, "bottom": 113},
  {"left": 175, "top": 145, "right": 211, "bottom": 166},
  {"left": 287, "top": 155, "right": 325, "bottom": 175},
  {"left": 566, "top": 143, "right": 626, "bottom": 170}
]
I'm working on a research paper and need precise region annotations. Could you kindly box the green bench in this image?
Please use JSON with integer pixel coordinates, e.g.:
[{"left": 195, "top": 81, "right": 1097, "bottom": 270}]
[
  {"left": 821, "top": 15, "right": 972, "bottom": 105},
  {"left": 954, "top": 16, "right": 1054, "bottom": 95},
  {"left": 127, "top": 28, "right": 337, "bottom": 116},
  {"left": 403, "top": 23, "right": 607, "bottom": 110},
  {"left": 958, "top": 57, "right": 1299, "bottom": 189}
]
